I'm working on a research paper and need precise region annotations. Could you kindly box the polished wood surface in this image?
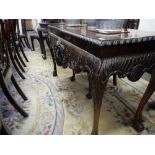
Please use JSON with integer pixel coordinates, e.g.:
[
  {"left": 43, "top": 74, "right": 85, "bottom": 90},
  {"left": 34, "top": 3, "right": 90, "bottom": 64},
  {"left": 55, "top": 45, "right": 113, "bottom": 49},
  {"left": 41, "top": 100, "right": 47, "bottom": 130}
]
[
  {"left": 49, "top": 24, "right": 155, "bottom": 41},
  {"left": 48, "top": 24, "right": 155, "bottom": 58}
]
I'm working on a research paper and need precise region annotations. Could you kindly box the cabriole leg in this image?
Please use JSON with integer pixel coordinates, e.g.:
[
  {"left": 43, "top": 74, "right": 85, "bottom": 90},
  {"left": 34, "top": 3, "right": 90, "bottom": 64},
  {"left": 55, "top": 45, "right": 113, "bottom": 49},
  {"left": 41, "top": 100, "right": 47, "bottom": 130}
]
[
  {"left": 91, "top": 75, "right": 108, "bottom": 135},
  {"left": 133, "top": 69, "right": 155, "bottom": 132}
]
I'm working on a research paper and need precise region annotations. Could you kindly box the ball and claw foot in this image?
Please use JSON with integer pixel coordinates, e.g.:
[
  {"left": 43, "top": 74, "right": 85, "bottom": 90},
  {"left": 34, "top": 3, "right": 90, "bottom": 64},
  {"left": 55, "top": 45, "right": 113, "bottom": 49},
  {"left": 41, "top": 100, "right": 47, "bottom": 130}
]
[
  {"left": 70, "top": 76, "right": 75, "bottom": 81},
  {"left": 53, "top": 71, "right": 57, "bottom": 77},
  {"left": 132, "top": 119, "right": 145, "bottom": 132},
  {"left": 86, "top": 92, "right": 92, "bottom": 99}
]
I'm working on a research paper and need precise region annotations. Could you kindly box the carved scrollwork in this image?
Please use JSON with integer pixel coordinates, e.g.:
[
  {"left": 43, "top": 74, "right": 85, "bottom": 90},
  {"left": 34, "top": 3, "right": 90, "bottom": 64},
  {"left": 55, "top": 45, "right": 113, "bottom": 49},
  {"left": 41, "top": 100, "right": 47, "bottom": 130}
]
[
  {"left": 103, "top": 52, "right": 155, "bottom": 82},
  {"left": 126, "top": 64, "right": 155, "bottom": 81},
  {"left": 49, "top": 29, "right": 155, "bottom": 84},
  {"left": 54, "top": 42, "right": 68, "bottom": 68},
  {"left": 53, "top": 41, "right": 82, "bottom": 73}
]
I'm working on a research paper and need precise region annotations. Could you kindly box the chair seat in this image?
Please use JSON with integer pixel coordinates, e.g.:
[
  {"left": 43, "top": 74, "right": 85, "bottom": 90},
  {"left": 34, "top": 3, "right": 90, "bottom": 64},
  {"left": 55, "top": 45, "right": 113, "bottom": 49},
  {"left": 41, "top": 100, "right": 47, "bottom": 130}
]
[{"left": 30, "top": 32, "right": 48, "bottom": 51}]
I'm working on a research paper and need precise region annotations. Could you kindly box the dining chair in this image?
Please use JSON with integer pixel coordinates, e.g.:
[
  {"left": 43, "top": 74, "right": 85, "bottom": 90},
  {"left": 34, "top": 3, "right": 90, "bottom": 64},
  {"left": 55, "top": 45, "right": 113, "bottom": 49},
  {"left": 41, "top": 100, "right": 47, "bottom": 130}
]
[
  {"left": 0, "top": 20, "right": 28, "bottom": 119},
  {"left": 38, "top": 19, "right": 62, "bottom": 59},
  {"left": 30, "top": 33, "right": 49, "bottom": 51},
  {"left": 29, "top": 20, "right": 61, "bottom": 52},
  {"left": 13, "top": 19, "right": 29, "bottom": 62},
  {"left": 4, "top": 20, "right": 26, "bottom": 79}
]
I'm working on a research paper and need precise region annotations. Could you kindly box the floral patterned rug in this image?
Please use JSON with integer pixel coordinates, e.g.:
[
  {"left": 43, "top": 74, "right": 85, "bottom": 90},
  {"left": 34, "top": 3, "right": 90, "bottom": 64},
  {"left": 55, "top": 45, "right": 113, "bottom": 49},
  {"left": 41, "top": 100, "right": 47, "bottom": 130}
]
[{"left": 0, "top": 48, "right": 155, "bottom": 135}]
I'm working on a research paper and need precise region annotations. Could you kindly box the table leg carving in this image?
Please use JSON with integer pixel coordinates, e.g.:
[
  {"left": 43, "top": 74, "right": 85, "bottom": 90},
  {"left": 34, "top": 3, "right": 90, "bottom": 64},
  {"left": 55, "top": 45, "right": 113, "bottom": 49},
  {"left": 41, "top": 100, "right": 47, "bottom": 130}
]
[
  {"left": 38, "top": 30, "right": 46, "bottom": 59},
  {"left": 49, "top": 38, "right": 109, "bottom": 134},
  {"left": 133, "top": 69, "right": 155, "bottom": 132},
  {"left": 49, "top": 46, "right": 57, "bottom": 76},
  {"left": 46, "top": 38, "right": 50, "bottom": 48}
]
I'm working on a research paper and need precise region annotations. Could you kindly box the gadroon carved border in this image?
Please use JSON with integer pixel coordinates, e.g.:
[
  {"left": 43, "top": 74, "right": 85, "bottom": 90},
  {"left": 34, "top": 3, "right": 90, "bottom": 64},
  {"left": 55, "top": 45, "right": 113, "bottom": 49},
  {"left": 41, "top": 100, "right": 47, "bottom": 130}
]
[{"left": 102, "top": 52, "right": 155, "bottom": 81}]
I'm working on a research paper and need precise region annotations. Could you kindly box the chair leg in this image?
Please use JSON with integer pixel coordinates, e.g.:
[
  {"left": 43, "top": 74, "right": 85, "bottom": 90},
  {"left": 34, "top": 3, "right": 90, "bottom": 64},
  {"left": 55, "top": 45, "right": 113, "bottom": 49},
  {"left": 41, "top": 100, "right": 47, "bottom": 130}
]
[
  {"left": 19, "top": 43, "right": 29, "bottom": 62},
  {"left": 38, "top": 30, "right": 46, "bottom": 59},
  {"left": 12, "top": 59, "right": 25, "bottom": 79},
  {"left": 3, "top": 49, "right": 10, "bottom": 77},
  {"left": 3, "top": 63, "right": 10, "bottom": 77},
  {"left": 11, "top": 74, "right": 28, "bottom": 101},
  {"left": 14, "top": 55, "right": 25, "bottom": 73},
  {"left": 30, "top": 37, "right": 35, "bottom": 51},
  {"left": 14, "top": 42, "right": 26, "bottom": 67},
  {"left": 7, "top": 44, "right": 25, "bottom": 79},
  {"left": 38, "top": 39, "right": 43, "bottom": 54},
  {"left": 0, "top": 71, "right": 28, "bottom": 117},
  {"left": 11, "top": 58, "right": 25, "bottom": 79},
  {"left": 46, "top": 38, "right": 50, "bottom": 48},
  {"left": 113, "top": 74, "right": 117, "bottom": 86},
  {"left": 19, "top": 37, "right": 25, "bottom": 48},
  {"left": 24, "top": 37, "right": 32, "bottom": 50}
]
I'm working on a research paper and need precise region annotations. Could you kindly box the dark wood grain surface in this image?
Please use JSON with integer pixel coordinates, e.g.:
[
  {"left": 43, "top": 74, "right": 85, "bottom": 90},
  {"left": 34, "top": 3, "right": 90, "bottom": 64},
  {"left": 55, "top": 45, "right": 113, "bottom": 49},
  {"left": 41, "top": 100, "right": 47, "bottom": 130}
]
[{"left": 49, "top": 24, "right": 155, "bottom": 40}]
